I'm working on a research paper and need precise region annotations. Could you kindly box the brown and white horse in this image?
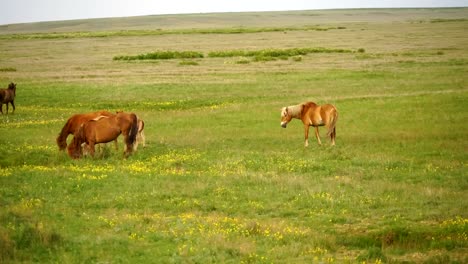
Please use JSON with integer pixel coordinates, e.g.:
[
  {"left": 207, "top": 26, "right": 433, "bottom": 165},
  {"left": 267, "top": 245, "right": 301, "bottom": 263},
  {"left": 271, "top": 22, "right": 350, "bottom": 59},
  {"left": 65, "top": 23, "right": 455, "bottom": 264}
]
[
  {"left": 0, "top": 82, "right": 16, "bottom": 114},
  {"left": 67, "top": 111, "right": 138, "bottom": 158},
  {"left": 281, "top": 101, "right": 338, "bottom": 147}
]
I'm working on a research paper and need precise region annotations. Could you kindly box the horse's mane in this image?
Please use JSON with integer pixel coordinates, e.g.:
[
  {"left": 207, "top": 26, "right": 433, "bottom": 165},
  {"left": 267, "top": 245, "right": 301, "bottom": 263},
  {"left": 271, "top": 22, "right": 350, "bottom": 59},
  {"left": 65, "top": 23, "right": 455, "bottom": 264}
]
[{"left": 283, "top": 104, "right": 304, "bottom": 118}]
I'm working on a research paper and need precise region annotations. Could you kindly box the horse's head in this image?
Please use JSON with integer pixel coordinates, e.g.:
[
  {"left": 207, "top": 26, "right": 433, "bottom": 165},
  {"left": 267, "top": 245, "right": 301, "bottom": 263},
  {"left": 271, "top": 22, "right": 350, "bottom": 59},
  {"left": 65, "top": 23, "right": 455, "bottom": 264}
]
[
  {"left": 8, "top": 83, "right": 16, "bottom": 95},
  {"left": 67, "top": 125, "right": 85, "bottom": 159},
  {"left": 280, "top": 107, "right": 292, "bottom": 128},
  {"left": 56, "top": 136, "right": 68, "bottom": 151},
  {"left": 67, "top": 136, "right": 82, "bottom": 159}
]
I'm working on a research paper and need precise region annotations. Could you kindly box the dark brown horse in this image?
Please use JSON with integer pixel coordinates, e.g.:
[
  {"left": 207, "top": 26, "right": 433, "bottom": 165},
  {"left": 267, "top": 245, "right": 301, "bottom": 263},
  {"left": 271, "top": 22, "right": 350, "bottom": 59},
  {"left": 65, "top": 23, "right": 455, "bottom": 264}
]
[
  {"left": 67, "top": 111, "right": 138, "bottom": 159},
  {"left": 281, "top": 102, "right": 338, "bottom": 147},
  {"left": 56, "top": 110, "right": 114, "bottom": 151},
  {"left": 0, "top": 82, "right": 16, "bottom": 114}
]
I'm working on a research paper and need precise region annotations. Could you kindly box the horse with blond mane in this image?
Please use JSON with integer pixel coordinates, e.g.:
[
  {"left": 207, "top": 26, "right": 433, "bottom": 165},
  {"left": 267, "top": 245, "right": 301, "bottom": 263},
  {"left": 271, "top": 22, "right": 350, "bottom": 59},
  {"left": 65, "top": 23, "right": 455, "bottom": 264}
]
[
  {"left": 281, "top": 101, "right": 338, "bottom": 147},
  {"left": 0, "top": 82, "right": 17, "bottom": 114},
  {"left": 56, "top": 110, "right": 115, "bottom": 151},
  {"left": 67, "top": 111, "right": 138, "bottom": 159}
]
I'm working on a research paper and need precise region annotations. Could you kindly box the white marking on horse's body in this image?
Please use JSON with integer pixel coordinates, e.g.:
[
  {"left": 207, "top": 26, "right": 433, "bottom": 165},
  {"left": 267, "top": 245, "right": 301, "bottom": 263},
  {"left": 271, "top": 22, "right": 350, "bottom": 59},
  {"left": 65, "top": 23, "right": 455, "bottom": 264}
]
[{"left": 92, "top": 115, "right": 109, "bottom": 121}]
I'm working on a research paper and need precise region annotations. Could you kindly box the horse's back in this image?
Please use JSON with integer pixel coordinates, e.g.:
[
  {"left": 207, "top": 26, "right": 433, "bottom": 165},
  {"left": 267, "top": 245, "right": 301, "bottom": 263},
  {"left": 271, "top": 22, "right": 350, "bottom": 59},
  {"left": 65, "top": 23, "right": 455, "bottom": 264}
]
[
  {"left": 0, "top": 89, "right": 12, "bottom": 102},
  {"left": 64, "top": 111, "right": 113, "bottom": 135},
  {"left": 301, "top": 102, "right": 337, "bottom": 125},
  {"left": 321, "top": 104, "right": 337, "bottom": 113},
  {"left": 84, "top": 118, "right": 120, "bottom": 143}
]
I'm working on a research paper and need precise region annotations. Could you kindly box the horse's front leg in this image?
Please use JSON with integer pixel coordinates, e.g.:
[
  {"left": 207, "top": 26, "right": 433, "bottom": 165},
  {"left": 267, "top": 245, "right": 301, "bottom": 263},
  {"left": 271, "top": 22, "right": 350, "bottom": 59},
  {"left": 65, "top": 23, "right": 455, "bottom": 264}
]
[
  {"left": 114, "top": 138, "right": 118, "bottom": 150},
  {"left": 88, "top": 142, "right": 96, "bottom": 157},
  {"left": 304, "top": 125, "right": 310, "bottom": 147},
  {"left": 10, "top": 101, "right": 15, "bottom": 114},
  {"left": 314, "top": 126, "right": 322, "bottom": 145}
]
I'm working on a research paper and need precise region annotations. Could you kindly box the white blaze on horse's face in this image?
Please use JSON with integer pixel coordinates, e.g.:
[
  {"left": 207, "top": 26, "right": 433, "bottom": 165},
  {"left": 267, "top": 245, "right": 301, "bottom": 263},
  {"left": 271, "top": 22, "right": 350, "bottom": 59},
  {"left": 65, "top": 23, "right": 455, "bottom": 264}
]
[{"left": 280, "top": 107, "right": 291, "bottom": 128}]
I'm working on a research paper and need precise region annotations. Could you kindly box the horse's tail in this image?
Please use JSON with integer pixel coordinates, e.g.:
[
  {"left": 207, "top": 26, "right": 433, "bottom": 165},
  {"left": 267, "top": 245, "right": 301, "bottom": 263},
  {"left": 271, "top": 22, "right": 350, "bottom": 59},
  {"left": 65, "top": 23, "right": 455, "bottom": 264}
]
[
  {"left": 327, "top": 107, "right": 338, "bottom": 137},
  {"left": 57, "top": 117, "right": 73, "bottom": 151},
  {"left": 138, "top": 119, "right": 145, "bottom": 145},
  {"left": 127, "top": 114, "right": 139, "bottom": 146},
  {"left": 138, "top": 119, "right": 145, "bottom": 133}
]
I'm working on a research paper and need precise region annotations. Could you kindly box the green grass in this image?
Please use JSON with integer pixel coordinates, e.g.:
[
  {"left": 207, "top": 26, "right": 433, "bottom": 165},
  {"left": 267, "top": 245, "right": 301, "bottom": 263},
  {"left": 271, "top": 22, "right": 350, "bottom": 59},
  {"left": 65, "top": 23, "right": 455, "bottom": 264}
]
[
  {"left": 0, "top": 25, "right": 343, "bottom": 40},
  {"left": 113, "top": 51, "right": 204, "bottom": 61},
  {"left": 0, "top": 67, "right": 16, "bottom": 72},
  {"left": 208, "top": 47, "right": 355, "bottom": 58},
  {"left": 114, "top": 47, "right": 357, "bottom": 62},
  {"left": 0, "top": 8, "right": 467, "bottom": 263}
]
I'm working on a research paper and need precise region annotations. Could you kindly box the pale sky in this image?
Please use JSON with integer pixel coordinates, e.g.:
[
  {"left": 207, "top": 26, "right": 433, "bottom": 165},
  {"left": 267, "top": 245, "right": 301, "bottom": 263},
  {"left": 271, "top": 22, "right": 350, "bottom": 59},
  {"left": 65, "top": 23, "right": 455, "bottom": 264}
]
[{"left": 1, "top": 0, "right": 467, "bottom": 25}]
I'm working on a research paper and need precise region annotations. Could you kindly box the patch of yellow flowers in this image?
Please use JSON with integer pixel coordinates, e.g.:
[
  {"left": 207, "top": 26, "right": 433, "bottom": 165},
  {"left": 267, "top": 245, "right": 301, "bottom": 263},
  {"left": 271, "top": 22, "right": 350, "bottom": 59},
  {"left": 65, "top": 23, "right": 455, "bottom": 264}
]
[{"left": 96, "top": 212, "right": 310, "bottom": 243}]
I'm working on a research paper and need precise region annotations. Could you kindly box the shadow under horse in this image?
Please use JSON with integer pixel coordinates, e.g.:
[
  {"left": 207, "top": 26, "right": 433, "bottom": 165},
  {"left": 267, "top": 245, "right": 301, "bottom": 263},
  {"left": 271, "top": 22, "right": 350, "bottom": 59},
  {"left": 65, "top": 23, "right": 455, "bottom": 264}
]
[{"left": 67, "top": 111, "right": 139, "bottom": 159}]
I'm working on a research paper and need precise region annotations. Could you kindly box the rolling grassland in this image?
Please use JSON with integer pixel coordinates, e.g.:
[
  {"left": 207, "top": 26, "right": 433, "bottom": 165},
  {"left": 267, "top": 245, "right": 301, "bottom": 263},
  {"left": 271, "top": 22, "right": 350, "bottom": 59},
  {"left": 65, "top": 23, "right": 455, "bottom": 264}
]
[{"left": 0, "top": 8, "right": 467, "bottom": 263}]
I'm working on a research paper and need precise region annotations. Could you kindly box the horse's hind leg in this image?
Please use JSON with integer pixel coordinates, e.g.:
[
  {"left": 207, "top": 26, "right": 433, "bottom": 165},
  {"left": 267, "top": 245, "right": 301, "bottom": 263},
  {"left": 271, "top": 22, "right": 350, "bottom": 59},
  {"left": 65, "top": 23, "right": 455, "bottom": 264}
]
[
  {"left": 331, "top": 127, "right": 336, "bottom": 146},
  {"left": 314, "top": 127, "right": 322, "bottom": 145},
  {"left": 88, "top": 142, "right": 96, "bottom": 157},
  {"left": 304, "top": 125, "right": 310, "bottom": 147},
  {"left": 133, "top": 136, "right": 139, "bottom": 151},
  {"left": 124, "top": 142, "right": 133, "bottom": 158},
  {"left": 121, "top": 134, "right": 132, "bottom": 157}
]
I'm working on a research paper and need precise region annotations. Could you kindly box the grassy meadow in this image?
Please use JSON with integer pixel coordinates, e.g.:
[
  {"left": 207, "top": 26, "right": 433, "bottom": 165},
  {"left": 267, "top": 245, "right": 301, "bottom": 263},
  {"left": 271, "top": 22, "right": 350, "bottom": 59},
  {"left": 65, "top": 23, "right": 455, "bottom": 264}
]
[{"left": 0, "top": 8, "right": 467, "bottom": 263}]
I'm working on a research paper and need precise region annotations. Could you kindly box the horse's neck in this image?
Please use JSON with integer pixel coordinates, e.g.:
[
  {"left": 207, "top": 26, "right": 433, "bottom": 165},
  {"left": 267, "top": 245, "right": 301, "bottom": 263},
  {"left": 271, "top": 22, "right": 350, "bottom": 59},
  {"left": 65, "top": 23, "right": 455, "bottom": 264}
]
[{"left": 288, "top": 104, "right": 303, "bottom": 119}]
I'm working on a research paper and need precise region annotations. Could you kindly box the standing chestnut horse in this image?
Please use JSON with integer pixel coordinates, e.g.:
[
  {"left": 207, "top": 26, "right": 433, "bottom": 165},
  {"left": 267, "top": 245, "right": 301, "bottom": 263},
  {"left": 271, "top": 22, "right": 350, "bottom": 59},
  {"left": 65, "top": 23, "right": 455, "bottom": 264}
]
[
  {"left": 56, "top": 110, "right": 114, "bottom": 151},
  {"left": 67, "top": 111, "right": 138, "bottom": 159},
  {"left": 281, "top": 101, "right": 338, "bottom": 147},
  {"left": 0, "top": 82, "right": 16, "bottom": 114}
]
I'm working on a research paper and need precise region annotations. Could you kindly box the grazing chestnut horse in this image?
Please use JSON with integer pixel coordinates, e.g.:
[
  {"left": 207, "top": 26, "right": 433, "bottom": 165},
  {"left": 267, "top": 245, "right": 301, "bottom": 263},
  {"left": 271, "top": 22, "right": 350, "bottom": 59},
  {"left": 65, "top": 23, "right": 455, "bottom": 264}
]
[
  {"left": 281, "top": 101, "right": 338, "bottom": 147},
  {"left": 67, "top": 111, "right": 138, "bottom": 159},
  {"left": 133, "top": 117, "right": 146, "bottom": 151},
  {"left": 0, "top": 82, "right": 16, "bottom": 114},
  {"left": 56, "top": 110, "right": 114, "bottom": 151}
]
